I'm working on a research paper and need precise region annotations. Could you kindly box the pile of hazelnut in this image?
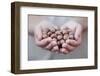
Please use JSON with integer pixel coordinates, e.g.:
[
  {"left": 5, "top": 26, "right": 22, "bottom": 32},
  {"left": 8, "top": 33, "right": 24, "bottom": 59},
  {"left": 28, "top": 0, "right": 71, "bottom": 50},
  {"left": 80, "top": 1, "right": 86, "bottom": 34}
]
[{"left": 42, "top": 27, "right": 75, "bottom": 54}]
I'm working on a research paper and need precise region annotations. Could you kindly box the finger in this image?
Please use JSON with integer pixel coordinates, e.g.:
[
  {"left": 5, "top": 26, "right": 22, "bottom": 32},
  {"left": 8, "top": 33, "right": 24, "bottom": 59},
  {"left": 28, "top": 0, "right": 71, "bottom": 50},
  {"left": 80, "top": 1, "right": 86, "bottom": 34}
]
[
  {"left": 66, "top": 38, "right": 81, "bottom": 47},
  {"left": 45, "top": 43, "right": 52, "bottom": 50},
  {"left": 60, "top": 48, "right": 69, "bottom": 54},
  {"left": 42, "top": 25, "right": 50, "bottom": 33},
  {"left": 61, "top": 25, "right": 69, "bottom": 30},
  {"left": 35, "top": 20, "right": 51, "bottom": 40},
  {"left": 35, "top": 37, "right": 52, "bottom": 47},
  {"left": 62, "top": 43, "right": 75, "bottom": 51},
  {"left": 51, "top": 46, "right": 59, "bottom": 52},
  {"left": 45, "top": 41, "right": 57, "bottom": 50},
  {"left": 34, "top": 26, "right": 42, "bottom": 40},
  {"left": 75, "top": 25, "right": 82, "bottom": 40}
]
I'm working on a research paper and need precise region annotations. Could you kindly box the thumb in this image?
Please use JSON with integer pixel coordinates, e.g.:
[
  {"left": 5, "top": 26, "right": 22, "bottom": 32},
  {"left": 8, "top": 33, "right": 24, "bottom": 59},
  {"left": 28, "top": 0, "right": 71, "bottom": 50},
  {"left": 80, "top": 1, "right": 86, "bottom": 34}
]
[
  {"left": 34, "top": 25, "right": 42, "bottom": 41},
  {"left": 61, "top": 25, "right": 69, "bottom": 31},
  {"left": 75, "top": 26, "right": 82, "bottom": 40}
]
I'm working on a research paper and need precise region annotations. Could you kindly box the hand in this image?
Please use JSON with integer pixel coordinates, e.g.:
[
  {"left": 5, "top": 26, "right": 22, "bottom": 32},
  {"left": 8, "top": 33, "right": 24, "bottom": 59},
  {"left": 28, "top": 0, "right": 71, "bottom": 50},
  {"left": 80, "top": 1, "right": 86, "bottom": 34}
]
[
  {"left": 60, "top": 20, "right": 83, "bottom": 53},
  {"left": 34, "top": 20, "right": 58, "bottom": 50}
]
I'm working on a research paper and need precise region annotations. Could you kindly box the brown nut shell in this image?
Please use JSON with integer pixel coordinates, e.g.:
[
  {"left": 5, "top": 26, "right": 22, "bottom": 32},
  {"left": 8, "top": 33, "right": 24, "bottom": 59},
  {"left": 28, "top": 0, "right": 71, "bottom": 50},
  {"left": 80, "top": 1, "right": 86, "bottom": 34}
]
[
  {"left": 63, "top": 34, "right": 69, "bottom": 40},
  {"left": 55, "top": 30, "right": 61, "bottom": 35},
  {"left": 60, "top": 39, "right": 65, "bottom": 44},
  {"left": 50, "top": 28, "right": 56, "bottom": 33},
  {"left": 57, "top": 35, "right": 63, "bottom": 40},
  {"left": 62, "top": 30, "right": 68, "bottom": 34},
  {"left": 47, "top": 31, "right": 52, "bottom": 36}
]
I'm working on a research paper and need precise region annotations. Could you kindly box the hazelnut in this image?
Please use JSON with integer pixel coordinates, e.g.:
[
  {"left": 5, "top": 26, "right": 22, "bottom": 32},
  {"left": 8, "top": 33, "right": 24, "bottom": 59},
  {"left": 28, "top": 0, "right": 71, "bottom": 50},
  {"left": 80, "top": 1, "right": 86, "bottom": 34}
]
[
  {"left": 62, "top": 30, "right": 68, "bottom": 34},
  {"left": 57, "top": 41, "right": 61, "bottom": 46},
  {"left": 55, "top": 30, "right": 61, "bottom": 35},
  {"left": 57, "top": 34, "right": 63, "bottom": 40},
  {"left": 50, "top": 28, "right": 56, "bottom": 33},
  {"left": 47, "top": 31, "right": 52, "bottom": 36},
  {"left": 60, "top": 39, "right": 65, "bottom": 44},
  {"left": 63, "top": 34, "right": 68, "bottom": 40}
]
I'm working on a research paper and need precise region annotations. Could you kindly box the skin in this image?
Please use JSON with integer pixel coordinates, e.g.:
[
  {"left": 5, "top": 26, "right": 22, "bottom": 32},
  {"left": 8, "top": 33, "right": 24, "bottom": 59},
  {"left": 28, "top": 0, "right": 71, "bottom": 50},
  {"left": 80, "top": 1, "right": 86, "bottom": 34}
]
[
  {"left": 52, "top": 46, "right": 59, "bottom": 52},
  {"left": 45, "top": 41, "right": 57, "bottom": 50},
  {"left": 60, "top": 20, "right": 87, "bottom": 53},
  {"left": 33, "top": 20, "right": 58, "bottom": 50},
  {"left": 60, "top": 48, "right": 69, "bottom": 54},
  {"left": 29, "top": 18, "right": 87, "bottom": 54}
]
